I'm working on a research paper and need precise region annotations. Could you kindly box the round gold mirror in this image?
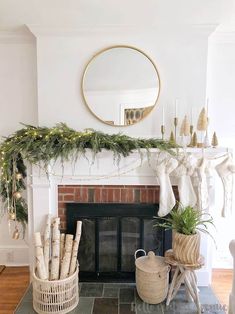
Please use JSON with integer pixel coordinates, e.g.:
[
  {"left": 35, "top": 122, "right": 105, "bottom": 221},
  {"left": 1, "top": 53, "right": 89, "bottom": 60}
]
[{"left": 82, "top": 46, "right": 160, "bottom": 126}]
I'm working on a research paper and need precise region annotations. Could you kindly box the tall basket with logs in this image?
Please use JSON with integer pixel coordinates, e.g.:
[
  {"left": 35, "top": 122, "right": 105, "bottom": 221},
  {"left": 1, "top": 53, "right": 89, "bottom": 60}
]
[{"left": 33, "top": 216, "right": 82, "bottom": 314}]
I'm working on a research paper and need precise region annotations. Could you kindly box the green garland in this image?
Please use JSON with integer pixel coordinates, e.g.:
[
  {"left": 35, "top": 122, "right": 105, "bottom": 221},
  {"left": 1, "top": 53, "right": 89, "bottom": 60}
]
[{"left": 0, "top": 123, "right": 177, "bottom": 227}]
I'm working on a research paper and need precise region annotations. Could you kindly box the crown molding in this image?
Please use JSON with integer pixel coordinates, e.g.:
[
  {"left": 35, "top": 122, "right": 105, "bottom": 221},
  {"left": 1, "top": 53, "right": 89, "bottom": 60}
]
[{"left": 27, "top": 23, "right": 219, "bottom": 38}]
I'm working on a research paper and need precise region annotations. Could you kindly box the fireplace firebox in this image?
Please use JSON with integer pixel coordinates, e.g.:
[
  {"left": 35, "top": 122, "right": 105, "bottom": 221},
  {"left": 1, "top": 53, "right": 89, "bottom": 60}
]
[{"left": 66, "top": 203, "right": 171, "bottom": 282}]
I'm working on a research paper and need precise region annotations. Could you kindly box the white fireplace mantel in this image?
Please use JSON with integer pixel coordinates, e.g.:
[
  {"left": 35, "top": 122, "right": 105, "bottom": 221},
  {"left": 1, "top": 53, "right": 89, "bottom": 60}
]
[{"left": 27, "top": 147, "right": 231, "bottom": 285}]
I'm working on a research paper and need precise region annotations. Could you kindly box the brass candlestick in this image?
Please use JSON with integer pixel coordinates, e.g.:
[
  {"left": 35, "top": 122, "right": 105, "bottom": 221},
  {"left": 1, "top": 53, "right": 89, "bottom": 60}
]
[
  {"left": 174, "top": 117, "right": 178, "bottom": 144},
  {"left": 161, "top": 125, "right": 165, "bottom": 140},
  {"left": 188, "top": 125, "right": 194, "bottom": 147}
]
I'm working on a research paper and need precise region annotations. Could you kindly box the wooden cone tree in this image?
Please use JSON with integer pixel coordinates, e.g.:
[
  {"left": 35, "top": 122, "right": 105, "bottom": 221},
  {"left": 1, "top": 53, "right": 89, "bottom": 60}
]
[
  {"left": 180, "top": 115, "right": 190, "bottom": 136},
  {"left": 197, "top": 108, "right": 208, "bottom": 131},
  {"left": 192, "top": 132, "right": 198, "bottom": 147},
  {"left": 211, "top": 132, "right": 218, "bottom": 147},
  {"left": 169, "top": 131, "right": 175, "bottom": 144}
]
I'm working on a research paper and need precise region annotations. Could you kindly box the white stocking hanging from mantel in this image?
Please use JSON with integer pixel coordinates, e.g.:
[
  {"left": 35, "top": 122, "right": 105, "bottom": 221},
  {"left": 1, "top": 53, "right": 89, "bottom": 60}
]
[
  {"left": 215, "top": 155, "right": 235, "bottom": 217},
  {"left": 172, "top": 154, "right": 197, "bottom": 208},
  {"left": 153, "top": 157, "right": 178, "bottom": 217},
  {"left": 195, "top": 157, "right": 209, "bottom": 211}
]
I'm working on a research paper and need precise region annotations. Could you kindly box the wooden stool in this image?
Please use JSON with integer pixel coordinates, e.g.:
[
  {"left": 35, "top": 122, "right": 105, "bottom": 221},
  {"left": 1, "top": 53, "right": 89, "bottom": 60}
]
[{"left": 165, "top": 249, "right": 204, "bottom": 314}]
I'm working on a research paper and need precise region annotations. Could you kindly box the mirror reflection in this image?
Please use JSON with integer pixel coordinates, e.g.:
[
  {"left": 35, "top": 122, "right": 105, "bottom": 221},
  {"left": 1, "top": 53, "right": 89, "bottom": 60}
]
[{"left": 82, "top": 46, "right": 160, "bottom": 126}]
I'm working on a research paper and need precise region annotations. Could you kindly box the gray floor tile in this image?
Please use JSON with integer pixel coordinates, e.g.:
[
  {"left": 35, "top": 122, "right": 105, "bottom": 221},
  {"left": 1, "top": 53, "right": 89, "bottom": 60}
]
[
  {"left": 103, "top": 287, "right": 119, "bottom": 298},
  {"left": 80, "top": 283, "right": 103, "bottom": 297},
  {"left": 120, "top": 288, "right": 135, "bottom": 304},
  {"left": 69, "top": 297, "right": 94, "bottom": 314},
  {"left": 15, "top": 302, "right": 37, "bottom": 314},
  {"left": 93, "top": 298, "right": 118, "bottom": 314},
  {"left": 120, "top": 303, "right": 136, "bottom": 314}
]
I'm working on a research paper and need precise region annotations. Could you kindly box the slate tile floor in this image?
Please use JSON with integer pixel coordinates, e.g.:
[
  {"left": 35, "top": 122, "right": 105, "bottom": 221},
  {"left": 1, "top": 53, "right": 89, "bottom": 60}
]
[{"left": 15, "top": 283, "right": 226, "bottom": 314}]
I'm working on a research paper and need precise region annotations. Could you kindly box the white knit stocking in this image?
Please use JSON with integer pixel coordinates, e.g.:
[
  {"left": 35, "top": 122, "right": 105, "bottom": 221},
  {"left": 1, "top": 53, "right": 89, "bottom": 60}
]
[
  {"left": 154, "top": 158, "right": 178, "bottom": 217},
  {"left": 196, "top": 157, "right": 209, "bottom": 211},
  {"left": 173, "top": 155, "right": 197, "bottom": 207},
  {"left": 215, "top": 156, "right": 235, "bottom": 217}
]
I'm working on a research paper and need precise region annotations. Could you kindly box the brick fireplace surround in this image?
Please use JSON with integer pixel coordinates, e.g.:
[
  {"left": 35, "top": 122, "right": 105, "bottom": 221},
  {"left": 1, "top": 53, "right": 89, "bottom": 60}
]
[{"left": 58, "top": 185, "right": 179, "bottom": 231}]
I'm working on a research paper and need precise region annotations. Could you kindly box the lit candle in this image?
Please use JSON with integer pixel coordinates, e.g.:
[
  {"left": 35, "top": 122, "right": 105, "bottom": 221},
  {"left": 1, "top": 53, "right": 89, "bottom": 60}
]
[
  {"left": 162, "top": 104, "right": 165, "bottom": 125},
  {"left": 175, "top": 99, "right": 178, "bottom": 117}
]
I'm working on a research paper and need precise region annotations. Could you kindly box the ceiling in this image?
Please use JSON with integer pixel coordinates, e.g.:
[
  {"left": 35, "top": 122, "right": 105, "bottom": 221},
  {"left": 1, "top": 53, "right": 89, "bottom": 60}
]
[{"left": 0, "top": 0, "right": 233, "bottom": 32}]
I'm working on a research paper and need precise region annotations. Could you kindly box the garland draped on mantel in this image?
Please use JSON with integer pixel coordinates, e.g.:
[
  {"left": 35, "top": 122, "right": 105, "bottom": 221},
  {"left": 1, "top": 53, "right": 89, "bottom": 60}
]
[{"left": 0, "top": 123, "right": 177, "bottom": 229}]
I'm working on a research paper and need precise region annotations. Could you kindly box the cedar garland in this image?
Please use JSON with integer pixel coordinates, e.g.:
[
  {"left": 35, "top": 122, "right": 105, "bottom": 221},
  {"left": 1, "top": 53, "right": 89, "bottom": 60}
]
[{"left": 0, "top": 123, "right": 177, "bottom": 227}]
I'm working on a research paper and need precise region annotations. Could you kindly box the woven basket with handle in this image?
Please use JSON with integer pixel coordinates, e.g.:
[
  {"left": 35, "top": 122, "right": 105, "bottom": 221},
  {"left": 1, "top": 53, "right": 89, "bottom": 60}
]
[{"left": 135, "top": 250, "right": 170, "bottom": 304}]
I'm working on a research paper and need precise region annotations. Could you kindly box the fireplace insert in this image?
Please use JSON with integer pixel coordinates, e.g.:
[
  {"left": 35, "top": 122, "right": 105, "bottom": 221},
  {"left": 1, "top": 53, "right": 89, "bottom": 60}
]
[{"left": 66, "top": 203, "right": 171, "bottom": 282}]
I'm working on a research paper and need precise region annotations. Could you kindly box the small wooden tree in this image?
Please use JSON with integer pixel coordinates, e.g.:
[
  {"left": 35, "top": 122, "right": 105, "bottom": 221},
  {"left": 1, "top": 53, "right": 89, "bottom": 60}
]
[
  {"left": 169, "top": 131, "right": 175, "bottom": 144},
  {"left": 211, "top": 132, "right": 218, "bottom": 147},
  {"left": 192, "top": 132, "right": 198, "bottom": 147}
]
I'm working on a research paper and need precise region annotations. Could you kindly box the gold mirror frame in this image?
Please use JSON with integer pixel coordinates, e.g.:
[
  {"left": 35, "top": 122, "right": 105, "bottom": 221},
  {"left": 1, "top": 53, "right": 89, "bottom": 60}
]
[{"left": 81, "top": 45, "right": 161, "bottom": 127}]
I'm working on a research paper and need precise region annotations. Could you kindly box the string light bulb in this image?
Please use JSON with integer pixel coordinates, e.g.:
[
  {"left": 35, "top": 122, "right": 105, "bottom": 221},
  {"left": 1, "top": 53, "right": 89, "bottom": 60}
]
[{"left": 15, "top": 173, "right": 23, "bottom": 180}]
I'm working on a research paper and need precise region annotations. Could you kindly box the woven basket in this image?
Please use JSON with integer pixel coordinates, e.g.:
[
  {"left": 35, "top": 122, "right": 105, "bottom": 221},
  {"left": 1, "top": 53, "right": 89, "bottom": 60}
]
[
  {"left": 33, "top": 265, "right": 79, "bottom": 314},
  {"left": 135, "top": 250, "right": 170, "bottom": 304}
]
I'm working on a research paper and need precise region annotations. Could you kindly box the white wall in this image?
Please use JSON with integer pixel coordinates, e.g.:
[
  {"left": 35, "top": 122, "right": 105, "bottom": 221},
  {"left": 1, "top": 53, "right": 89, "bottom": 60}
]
[
  {"left": 207, "top": 25, "right": 235, "bottom": 268},
  {"left": 0, "top": 32, "right": 38, "bottom": 265},
  {"left": 32, "top": 25, "right": 213, "bottom": 138}
]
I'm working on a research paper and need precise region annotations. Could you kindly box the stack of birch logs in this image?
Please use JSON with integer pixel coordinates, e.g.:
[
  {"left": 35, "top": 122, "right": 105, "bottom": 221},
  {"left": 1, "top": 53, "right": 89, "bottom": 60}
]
[{"left": 34, "top": 215, "right": 82, "bottom": 280}]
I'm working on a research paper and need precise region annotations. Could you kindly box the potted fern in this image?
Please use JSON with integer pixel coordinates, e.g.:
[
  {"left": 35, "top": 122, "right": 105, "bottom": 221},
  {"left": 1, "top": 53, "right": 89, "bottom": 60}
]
[{"left": 154, "top": 204, "right": 214, "bottom": 265}]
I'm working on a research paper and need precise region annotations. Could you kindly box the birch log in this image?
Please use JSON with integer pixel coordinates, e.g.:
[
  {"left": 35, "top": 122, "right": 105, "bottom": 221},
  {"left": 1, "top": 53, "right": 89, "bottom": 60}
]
[
  {"left": 34, "top": 232, "right": 48, "bottom": 280},
  {"left": 60, "top": 234, "right": 73, "bottom": 279},
  {"left": 50, "top": 218, "right": 60, "bottom": 280},
  {"left": 69, "top": 221, "right": 82, "bottom": 276},
  {"left": 43, "top": 214, "right": 51, "bottom": 278},
  {"left": 60, "top": 233, "right": 65, "bottom": 262}
]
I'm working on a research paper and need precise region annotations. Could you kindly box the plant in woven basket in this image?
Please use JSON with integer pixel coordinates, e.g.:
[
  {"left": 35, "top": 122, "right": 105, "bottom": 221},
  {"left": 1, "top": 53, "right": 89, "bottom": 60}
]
[{"left": 154, "top": 203, "right": 215, "bottom": 264}]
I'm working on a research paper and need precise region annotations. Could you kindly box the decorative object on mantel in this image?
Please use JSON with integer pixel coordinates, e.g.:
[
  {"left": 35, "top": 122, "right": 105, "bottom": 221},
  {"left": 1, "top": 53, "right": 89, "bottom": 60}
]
[
  {"left": 154, "top": 203, "right": 215, "bottom": 265},
  {"left": 197, "top": 107, "right": 208, "bottom": 148},
  {"left": 33, "top": 216, "right": 81, "bottom": 314},
  {"left": 134, "top": 249, "right": 170, "bottom": 304},
  {"left": 180, "top": 115, "right": 190, "bottom": 147},
  {"left": 211, "top": 131, "right": 218, "bottom": 148},
  {"left": 169, "top": 131, "right": 175, "bottom": 145},
  {"left": 0, "top": 123, "right": 177, "bottom": 236},
  {"left": 165, "top": 249, "right": 204, "bottom": 314}
]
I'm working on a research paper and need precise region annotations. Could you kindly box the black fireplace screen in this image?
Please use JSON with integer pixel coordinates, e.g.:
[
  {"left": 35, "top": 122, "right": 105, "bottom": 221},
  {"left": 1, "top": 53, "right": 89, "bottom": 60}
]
[{"left": 66, "top": 203, "right": 171, "bottom": 282}]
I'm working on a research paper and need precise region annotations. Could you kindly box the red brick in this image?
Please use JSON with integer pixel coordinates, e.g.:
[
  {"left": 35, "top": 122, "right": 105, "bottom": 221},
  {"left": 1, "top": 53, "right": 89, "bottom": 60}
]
[
  {"left": 154, "top": 189, "right": 160, "bottom": 203},
  {"left": 94, "top": 188, "right": 101, "bottom": 202},
  {"left": 74, "top": 188, "right": 82, "bottom": 201},
  {"left": 60, "top": 214, "right": 66, "bottom": 222},
  {"left": 121, "top": 189, "right": 127, "bottom": 203},
  {"left": 81, "top": 187, "right": 88, "bottom": 202},
  {"left": 140, "top": 189, "right": 148, "bottom": 203},
  {"left": 101, "top": 189, "right": 108, "bottom": 202},
  {"left": 126, "top": 189, "right": 134, "bottom": 203},
  {"left": 58, "top": 202, "right": 65, "bottom": 210},
  {"left": 113, "top": 189, "right": 121, "bottom": 202},
  {"left": 60, "top": 221, "right": 67, "bottom": 230},
  {"left": 58, "top": 208, "right": 65, "bottom": 216},
  {"left": 147, "top": 189, "right": 154, "bottom": 203},
  {"left": 58, "top": 194, "right": 63, "bottom": 202},
  {"left": 63, "top": 194, "right": 75, "bottom": 201},
  {"left": 107, "top": 189, "right": 114, "bottom": 202},
  {"left": 58, "top": 187, "right": 75, "bottom": 194}
]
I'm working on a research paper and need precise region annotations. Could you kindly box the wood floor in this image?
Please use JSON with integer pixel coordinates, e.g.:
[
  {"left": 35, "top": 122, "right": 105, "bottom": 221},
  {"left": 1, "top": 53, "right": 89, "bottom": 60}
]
[
  {"left": 211, "top": 268, "right": 233, "bottom": 310},
  {"left": 0, "top": 267, "right": 233, "bottom": 314},
  {"left": 0, "top": 266, "right": 30, "bottom": 314}
]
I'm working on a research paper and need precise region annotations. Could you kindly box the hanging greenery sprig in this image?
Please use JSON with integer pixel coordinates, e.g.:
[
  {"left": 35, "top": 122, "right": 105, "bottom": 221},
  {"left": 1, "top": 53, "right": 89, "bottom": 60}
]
[{"left": 0, "top": 123, "right": 178, "bottom": 228}]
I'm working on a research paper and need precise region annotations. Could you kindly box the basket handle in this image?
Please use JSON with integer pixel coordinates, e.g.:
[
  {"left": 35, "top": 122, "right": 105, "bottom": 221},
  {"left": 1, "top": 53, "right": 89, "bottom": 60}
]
[{"left": 134, "top": 249, "right": 146, "bottom": 260}]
